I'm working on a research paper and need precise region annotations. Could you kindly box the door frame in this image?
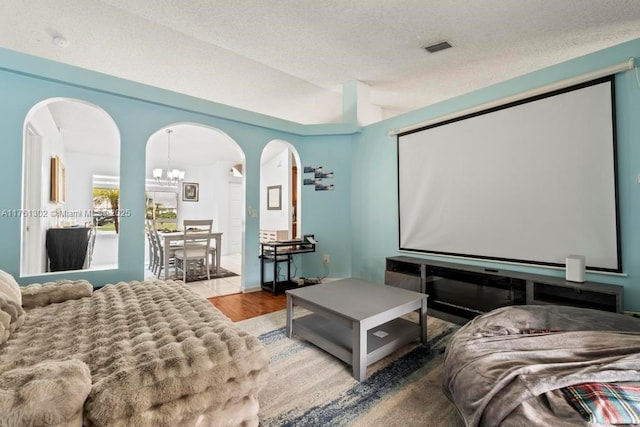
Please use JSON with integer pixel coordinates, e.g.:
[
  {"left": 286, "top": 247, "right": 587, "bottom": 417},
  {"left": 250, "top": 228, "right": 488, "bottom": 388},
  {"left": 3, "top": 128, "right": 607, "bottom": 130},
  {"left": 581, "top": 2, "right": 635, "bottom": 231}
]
[{"left": 22, "top": 125, "right": 44, "bottom": 275}]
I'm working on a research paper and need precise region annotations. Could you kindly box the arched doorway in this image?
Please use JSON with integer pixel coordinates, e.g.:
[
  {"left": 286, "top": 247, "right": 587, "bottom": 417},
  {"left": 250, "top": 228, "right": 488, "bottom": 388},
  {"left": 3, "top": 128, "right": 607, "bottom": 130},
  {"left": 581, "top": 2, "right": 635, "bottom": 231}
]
[
  {"left": 21, "top": 98, "right": 120, "bottom": 276},
  {"left": 260, "top": 140, "right": 301, "bottom": 240},
  {"left": 145, "top": 123, "right": 246, "bottom": 296}
]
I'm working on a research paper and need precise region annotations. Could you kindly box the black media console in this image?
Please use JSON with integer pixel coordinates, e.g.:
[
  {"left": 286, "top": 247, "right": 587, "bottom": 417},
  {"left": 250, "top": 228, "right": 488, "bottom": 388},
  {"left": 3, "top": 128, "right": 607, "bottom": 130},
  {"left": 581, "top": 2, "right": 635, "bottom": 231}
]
[{"left": 385, "top": 256, "right": 624, "bottom": 325}]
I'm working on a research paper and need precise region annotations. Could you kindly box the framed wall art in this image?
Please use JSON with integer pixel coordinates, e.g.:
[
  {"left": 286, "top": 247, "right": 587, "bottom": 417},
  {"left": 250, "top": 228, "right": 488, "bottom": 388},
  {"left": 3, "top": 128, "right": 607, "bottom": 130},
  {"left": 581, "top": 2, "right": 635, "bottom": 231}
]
[
  {"left": 182, "top": 182, "right": 199, "bottom": 202},
  {"left": 267, "top": 185, "right": 282, "bottom": 210},
  {"left": 50, "top": 155, "right": 66, "bottom": 204}
]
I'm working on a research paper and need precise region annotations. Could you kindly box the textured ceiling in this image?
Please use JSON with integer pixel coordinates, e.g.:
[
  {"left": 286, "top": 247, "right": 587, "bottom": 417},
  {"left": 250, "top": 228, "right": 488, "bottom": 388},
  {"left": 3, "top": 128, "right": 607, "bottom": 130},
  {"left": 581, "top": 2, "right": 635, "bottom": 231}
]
[{"left": 2, "top": 0, "right": 640, "bottom": 124}]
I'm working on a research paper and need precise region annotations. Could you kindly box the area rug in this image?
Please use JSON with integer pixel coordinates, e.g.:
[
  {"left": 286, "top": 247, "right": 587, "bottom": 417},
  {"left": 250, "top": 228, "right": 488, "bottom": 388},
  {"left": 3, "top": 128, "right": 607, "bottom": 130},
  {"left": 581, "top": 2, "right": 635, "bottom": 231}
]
[
  {"left": 184, "top": 267, "right": 238, "bottom": 282},
  {"left": 236, "top": 309, "right": 464, "bottom": 427}
]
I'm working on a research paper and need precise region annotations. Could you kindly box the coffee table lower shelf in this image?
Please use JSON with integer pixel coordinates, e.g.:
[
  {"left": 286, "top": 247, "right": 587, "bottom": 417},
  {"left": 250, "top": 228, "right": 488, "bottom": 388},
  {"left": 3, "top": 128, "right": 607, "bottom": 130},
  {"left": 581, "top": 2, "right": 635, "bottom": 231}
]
[{"left": 292, "top": 313, "right": 421, "bottom": 368}]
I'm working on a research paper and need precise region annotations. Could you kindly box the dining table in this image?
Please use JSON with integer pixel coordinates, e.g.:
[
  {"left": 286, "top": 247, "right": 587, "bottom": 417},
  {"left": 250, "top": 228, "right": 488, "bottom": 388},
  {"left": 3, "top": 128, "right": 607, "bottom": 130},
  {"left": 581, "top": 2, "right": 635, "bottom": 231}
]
[{"left": 158, "top": 230, "right": 223, "bottom": 280}]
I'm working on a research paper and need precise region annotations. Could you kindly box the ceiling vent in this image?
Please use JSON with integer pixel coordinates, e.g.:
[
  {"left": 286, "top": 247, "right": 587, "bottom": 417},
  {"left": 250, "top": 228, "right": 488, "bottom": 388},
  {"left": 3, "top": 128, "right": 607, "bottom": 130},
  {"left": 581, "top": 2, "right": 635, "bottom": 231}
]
[{"left": 424, "top": 41, "right": 452, "bottom": 53}]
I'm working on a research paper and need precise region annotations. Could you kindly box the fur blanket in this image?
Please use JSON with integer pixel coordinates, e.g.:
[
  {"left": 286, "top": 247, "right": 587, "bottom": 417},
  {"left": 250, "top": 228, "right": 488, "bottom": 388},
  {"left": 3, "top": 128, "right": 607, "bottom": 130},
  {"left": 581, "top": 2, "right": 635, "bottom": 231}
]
[
  {"left": 0, "top": 280, "right": 270, "bottom": 426},
  {"left": 0, "top": 359, "right": 91, "bottom": 427},
  {"left": 20, "top": 280, "right": 93, "bottom": 309},
  {"left": 0, "top": 270, "right": 25, "bottom": 345},
  {"left": 443, "top": 305, "right": 640, "bottom": 426}
]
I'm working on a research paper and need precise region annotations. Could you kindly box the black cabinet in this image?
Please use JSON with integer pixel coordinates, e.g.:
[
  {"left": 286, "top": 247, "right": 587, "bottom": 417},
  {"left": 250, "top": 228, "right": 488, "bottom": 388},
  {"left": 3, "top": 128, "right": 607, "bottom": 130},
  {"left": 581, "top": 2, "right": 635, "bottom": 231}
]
[
  {"left": 46, "top": 227, "right": 92, "bottom": 271},
  {"left": 385, "top": 256, "right": 623, "bottom": 324},
  {"left": 425, "top": 265, "right": 526, "bottom": 323}
]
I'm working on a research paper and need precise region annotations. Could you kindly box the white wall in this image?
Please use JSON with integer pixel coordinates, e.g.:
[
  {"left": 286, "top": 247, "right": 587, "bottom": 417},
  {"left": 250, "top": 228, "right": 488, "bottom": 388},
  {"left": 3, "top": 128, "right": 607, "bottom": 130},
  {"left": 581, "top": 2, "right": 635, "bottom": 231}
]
[
  {"left": 176, "top": 160, "right": 238, "bottom": 256},
  {"left": 29, "top": 107, "right": 63, "bottom": 228},
  {"left": 65, "top": 151, "right": 120, "bottom": 221},
  {"left": 179, "top": 165, "right": 216, "bottom": 226},
  {"left": 260, "top": 148, "right": 290, "bottom": 232}
]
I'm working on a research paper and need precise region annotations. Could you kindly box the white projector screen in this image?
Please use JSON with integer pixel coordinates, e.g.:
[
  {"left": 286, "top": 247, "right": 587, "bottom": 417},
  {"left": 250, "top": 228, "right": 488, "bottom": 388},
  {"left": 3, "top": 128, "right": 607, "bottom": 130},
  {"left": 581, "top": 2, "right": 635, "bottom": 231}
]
[{"left": 398, "top": 77, "right": 620, "bottom": 272}]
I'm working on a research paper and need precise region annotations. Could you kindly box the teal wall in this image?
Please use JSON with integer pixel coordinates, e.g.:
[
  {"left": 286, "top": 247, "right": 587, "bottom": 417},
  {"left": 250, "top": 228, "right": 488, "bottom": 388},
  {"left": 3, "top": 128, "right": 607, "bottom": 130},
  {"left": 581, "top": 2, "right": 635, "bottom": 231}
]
[
  {"left": 351, "top": 38, "right": 640, "bottom": 311},
  {"left": 0, "top": 48, "right": 354, "bottom": 288},
  {"left": 297, "top": 134, "right": 353, "bottom": 279},
  {"left": 2, "top": 37, "right": 639, "bottom": 309}
]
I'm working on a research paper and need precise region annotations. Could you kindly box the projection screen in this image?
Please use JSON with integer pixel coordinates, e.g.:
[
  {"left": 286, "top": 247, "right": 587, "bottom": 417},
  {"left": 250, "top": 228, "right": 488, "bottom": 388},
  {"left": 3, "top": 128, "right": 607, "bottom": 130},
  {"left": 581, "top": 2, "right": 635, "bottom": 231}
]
[{"left": 397, "top": 77, "right": 620, "bottom": 272}]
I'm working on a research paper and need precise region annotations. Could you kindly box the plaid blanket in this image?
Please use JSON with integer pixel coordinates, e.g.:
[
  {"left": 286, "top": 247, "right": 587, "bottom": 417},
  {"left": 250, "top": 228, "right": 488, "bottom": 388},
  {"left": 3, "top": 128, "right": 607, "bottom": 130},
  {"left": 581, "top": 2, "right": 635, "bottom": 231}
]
[{"left": 562, "top": 383, "right": 640, "bottom": 424}]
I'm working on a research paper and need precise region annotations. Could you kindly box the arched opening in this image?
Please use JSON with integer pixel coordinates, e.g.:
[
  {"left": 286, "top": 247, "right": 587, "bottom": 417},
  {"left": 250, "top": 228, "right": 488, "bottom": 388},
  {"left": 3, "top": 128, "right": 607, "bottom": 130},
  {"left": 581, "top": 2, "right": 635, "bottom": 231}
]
[
  {"left": 21, "top": 98, "right": 120, "bottom": 276},
  {"left": 145, "top": 123, "right": 245, "bottom": 296},
  {"left": 260, "top": 140, "right": 301, "bottom": 241}
]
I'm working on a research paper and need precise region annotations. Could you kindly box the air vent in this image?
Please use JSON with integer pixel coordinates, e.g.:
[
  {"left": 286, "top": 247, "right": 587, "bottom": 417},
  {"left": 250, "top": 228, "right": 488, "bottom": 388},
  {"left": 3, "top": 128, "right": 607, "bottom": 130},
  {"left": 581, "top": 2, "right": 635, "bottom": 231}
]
[{"left": 424, "top": 41, "right": 452, "bottom": 53}]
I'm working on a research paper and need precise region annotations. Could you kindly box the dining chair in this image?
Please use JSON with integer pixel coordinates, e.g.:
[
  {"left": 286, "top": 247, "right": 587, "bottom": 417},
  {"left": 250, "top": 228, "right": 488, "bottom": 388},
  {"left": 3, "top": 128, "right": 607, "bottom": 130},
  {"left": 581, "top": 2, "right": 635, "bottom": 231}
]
[
  {"left": 145, "top": 220, "right": 156, "bottom": 272},
  {"left": 174, "top": 219, "right": 213, "bottom": 282},
  {"left": 192, "top": 222, "right": 217, "bottom": 272},
  {"left": 148, "top": 220, "right": 179, "bottom": 279},
  {"left": 146, "top": 220, "right": 161, "bottom": 275},
  {"left": 83, "top": 224, "right": 97, "bottom": 269}
]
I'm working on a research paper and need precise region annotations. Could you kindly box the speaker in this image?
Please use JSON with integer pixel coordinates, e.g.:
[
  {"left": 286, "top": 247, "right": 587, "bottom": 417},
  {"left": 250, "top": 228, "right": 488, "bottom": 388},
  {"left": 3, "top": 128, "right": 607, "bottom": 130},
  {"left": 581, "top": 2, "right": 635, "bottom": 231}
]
[{"left": 566, "top": 255, "right": 585, "bottom": 282}]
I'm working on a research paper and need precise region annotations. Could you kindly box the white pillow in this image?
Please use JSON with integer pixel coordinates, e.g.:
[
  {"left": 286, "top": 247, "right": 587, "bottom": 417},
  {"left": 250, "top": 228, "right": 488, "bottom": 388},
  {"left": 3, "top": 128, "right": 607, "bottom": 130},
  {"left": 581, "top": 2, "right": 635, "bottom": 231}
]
[
  {"left": 0, "top": 270, "right": 25, "bottom": 344},
  {"left": 0, "top": 270, "right": 22, "bottom": 308},
  {"left": 0, "top": 310, "right": 11, "bottom": 343}
]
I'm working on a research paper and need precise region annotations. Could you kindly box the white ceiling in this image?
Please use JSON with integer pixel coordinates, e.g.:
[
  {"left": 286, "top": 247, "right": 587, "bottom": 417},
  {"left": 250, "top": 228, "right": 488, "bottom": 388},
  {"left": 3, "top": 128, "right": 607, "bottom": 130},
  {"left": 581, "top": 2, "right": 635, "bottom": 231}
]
[
  {"left": 43, "top": 99, "right": 242, "bottom": 165},
  {"left": 146, "top": 123, "right": 243, "bottom": 166},
  {"left": 47, "top": 100, "right": 120, "bottom": 155},
  {"left": 3, "top": 1, "right": 640, "bottom": 125}
]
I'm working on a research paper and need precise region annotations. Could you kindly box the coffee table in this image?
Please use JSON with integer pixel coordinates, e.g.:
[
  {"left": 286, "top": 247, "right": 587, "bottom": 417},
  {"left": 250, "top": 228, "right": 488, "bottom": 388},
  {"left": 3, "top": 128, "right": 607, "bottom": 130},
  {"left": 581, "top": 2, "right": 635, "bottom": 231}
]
[{"left": 286, "top": 278, "right": 427, "bottom": 381}]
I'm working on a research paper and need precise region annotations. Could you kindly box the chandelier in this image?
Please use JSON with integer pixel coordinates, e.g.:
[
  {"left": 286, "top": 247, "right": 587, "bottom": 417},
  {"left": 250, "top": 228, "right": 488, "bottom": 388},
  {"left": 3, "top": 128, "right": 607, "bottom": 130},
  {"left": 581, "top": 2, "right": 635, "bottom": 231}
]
[{"left": 153, "top": 129, "right": 184, "bottom": 186}]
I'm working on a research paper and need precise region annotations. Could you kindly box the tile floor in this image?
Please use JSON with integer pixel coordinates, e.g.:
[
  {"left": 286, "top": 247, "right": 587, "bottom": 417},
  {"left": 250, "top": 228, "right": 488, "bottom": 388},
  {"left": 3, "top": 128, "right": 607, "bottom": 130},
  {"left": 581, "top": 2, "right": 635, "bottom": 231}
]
[{"left": 145, "top": 253, "right": 242, "bottom": 299}]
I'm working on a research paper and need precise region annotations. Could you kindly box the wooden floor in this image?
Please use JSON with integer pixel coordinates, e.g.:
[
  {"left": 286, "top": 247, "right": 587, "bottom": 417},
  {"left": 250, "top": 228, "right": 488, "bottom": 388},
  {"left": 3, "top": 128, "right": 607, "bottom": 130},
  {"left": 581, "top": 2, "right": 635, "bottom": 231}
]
[{"left": 208, "top": 291, "right": 287, "bottom": 322}]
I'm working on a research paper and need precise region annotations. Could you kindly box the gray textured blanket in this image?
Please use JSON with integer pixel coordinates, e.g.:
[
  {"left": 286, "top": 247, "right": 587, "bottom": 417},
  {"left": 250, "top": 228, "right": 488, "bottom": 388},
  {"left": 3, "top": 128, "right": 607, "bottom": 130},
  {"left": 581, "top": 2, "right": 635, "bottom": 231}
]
[
  {"left": 0, "top": 280, "right": 270, "bottom": 426},
  {"left": 443, "top": 305, "right": 640, "bottom": 426}
]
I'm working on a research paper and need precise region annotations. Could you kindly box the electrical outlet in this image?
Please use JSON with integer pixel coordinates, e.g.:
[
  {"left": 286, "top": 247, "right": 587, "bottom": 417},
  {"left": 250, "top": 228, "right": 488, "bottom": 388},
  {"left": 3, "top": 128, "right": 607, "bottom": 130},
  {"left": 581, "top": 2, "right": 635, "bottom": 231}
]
[{"left": 323, "top": 254, "right": 330, "bottom": 264}]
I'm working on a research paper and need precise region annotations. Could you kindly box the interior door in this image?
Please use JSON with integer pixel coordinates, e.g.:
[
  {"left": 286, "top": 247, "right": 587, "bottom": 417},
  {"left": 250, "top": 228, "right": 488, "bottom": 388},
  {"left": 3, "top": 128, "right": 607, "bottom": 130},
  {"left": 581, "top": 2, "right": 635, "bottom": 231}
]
[
  {"left": 291, "top": 165, "right": 297, "bottom": 238},
  {"left": 228, "top": 180, "right": 242, "bottom": 254}
]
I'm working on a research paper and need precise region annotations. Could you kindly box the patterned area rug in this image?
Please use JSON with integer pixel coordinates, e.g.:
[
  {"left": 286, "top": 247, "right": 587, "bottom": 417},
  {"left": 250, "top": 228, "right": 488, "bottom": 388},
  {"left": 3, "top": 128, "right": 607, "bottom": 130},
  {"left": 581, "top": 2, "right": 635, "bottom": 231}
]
[
  {"left": 183, "top": 267, "right": 238, "bottom": 282},
  {"left": 237, "top": 309, "right": 464, "bottom": 427}
]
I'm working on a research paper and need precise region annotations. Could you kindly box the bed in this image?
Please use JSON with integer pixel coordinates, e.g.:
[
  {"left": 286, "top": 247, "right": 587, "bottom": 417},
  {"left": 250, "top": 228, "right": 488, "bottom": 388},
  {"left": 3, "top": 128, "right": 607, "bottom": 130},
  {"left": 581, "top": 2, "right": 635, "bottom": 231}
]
[
  {"left": 0, "top": 271, "right": 270, "bottom": 426},
  {"left": 442, "top": 304, "right": 640, "bottom": 426}
]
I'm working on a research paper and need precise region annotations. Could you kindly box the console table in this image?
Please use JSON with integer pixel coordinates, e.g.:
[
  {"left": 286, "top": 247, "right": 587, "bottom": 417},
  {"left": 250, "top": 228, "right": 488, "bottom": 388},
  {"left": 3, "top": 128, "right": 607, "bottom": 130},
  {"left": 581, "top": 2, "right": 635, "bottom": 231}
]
[
  {"left": 260, "top": 240, "right": 315, "bottom": 294},
  {"left": 385, "top": 256, "right": 624, "bottom": 325}
]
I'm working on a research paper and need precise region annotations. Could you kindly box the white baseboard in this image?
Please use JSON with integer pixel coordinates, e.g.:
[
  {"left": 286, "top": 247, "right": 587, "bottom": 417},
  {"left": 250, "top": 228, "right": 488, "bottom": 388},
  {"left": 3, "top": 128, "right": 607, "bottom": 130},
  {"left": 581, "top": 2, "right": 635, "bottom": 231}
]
[{"left": 320, "top": 277, "right": 348, "bottom": 283}]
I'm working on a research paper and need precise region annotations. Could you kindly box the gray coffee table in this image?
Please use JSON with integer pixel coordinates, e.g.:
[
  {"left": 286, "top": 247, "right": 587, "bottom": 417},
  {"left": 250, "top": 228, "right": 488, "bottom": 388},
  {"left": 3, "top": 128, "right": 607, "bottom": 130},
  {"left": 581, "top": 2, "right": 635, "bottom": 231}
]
[{"left": 286, "top": 277, "right": 427, "bottom": 381}]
